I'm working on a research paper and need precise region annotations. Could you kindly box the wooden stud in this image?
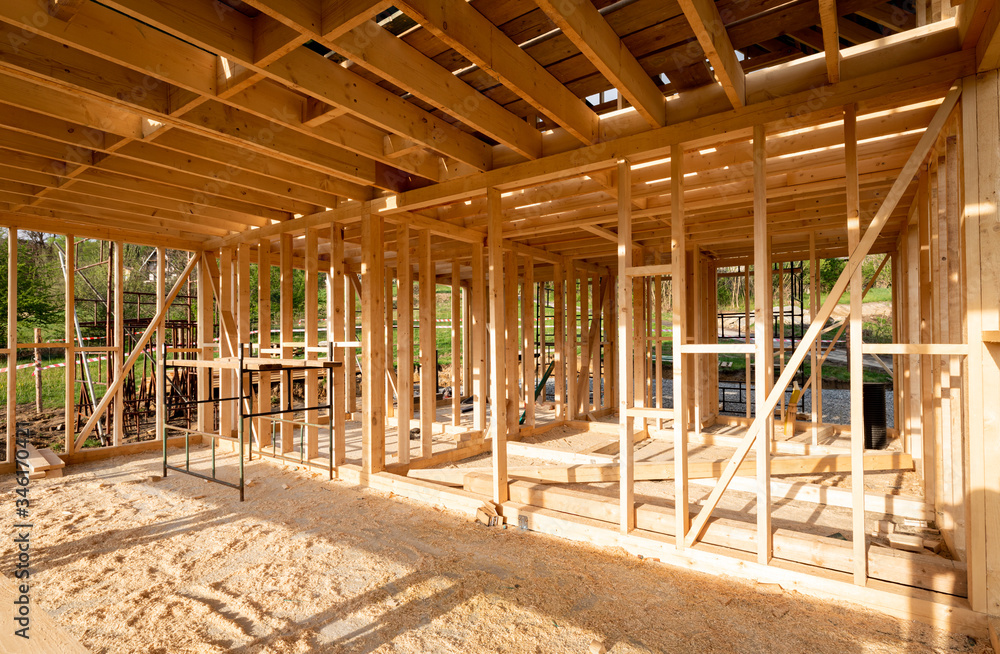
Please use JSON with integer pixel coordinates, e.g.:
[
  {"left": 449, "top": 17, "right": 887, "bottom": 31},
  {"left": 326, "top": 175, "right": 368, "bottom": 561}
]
[
  {"left": 809, "top": 232, "right": 820, "bottom": 443},
  {"left": 419, "top": 228, "right": 434, "bottom": 458},
  {"left": 155, "top": 246, "right": 165, "bottom": 443},
  {"left": 258, "top": 238, "right": 272, "bottom": 450},
  {"left": 487, "top": 187, "right": 508, "bottom": 504},
  {"left": 471, "top": 240, "right": 486, "bottom": 433},
  {"left": 197, "top": 251, "right": 211, "bottom": 436},
  {"left": 753, "top": 124, "right": 772, "bottom": 565},
  {"left": 452, "top": 258, "right": 462, "bottom": 426},
  {"left": 330, "top": 226, "right": 346, "bottom": 464},
  {"left": 397, "top": 224, "right": 413, "bottom": 462},
  {"left": 671, "top": 145, "right": 688, "bottom": 545},
  {"left": 64, "top": 235, "right": 75, "bottom": 452},
  {"left": 361, "top": 206, "right": 386, "bottom": 473},
  {"left": 304, "top": 229, "right": 319, "bottom": 460},
  {"left": 554, "top": 261, "right": 565, "bottom": 420},
  {"left": 505, "top": 248, "right": 519, "bottom": 438},
  {"left": 523, "top": 256, "right": 535, "bottom": 428},
  {"left": 845, "top": 103, "right": 867, "bottom": 585},
  {"left": 113, "top": 240, "right": 124, "bottom": 447},
  {"left": 567, "top": 260, "right": 577, "bottom": 421},
  {"left": 617, "top": 159, "right": 635, "bottom": 534},
  {"left": 280, "top": 234, "right": 294, "bottom": 453},
  {"left": 6, "top": 227, "right": 15, "bottom": 461}
]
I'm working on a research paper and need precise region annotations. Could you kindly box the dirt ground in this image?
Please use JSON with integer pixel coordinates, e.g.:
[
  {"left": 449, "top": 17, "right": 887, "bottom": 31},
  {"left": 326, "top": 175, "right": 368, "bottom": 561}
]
[{"left": 0, "top": 447, "right": 987, "bottom": 654}]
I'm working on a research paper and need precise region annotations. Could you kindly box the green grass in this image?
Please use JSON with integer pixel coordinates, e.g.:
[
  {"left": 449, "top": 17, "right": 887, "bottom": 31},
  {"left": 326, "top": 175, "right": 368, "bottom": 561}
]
[{"left": 0, "top": 357, "right": 121, "bottom": 410}]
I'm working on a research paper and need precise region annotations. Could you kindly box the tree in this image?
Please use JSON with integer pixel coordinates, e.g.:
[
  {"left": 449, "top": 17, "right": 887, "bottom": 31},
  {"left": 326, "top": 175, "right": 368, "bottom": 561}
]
[
  {"left": 819, "top": 258, "right": 846, "bottom": 294},
  {"left": 0, "top": 231, "right": 65, "bottom": 352}
]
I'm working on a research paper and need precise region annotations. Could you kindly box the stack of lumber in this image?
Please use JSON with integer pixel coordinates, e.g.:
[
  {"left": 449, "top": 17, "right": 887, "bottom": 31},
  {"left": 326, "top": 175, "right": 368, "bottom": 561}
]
[{"left": 19, "top": 443, "right": 65, "bottom": 479}]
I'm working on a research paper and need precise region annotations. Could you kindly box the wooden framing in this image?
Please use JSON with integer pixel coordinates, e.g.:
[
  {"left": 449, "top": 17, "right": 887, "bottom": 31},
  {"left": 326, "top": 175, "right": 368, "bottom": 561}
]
[{"left": 1, "top": 3, "right": 997, "bottom": 637}]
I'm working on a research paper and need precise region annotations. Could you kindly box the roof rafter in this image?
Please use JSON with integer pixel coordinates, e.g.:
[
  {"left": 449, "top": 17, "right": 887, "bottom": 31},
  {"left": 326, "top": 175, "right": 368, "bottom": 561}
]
[
  {"left": 676, "top": 0, "right": 746, "bottom": 108},
  {"left": 398, "top": 0, "right": 600, "bottom": 145},
  {"left": 819, "top": 0, "right": 842, "bottom": 83},
  {"left": 534, "top": 0, "right": 666, "bottom": 128}
]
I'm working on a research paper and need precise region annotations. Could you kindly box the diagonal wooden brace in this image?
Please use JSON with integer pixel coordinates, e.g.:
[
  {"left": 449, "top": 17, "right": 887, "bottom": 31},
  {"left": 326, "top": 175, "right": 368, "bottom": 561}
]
[
  {"left": 683, "top": 84, "right": 962, "bottom": 548},
  {"left": 75, "top": 254, "right": 199, "bottom": 448}
]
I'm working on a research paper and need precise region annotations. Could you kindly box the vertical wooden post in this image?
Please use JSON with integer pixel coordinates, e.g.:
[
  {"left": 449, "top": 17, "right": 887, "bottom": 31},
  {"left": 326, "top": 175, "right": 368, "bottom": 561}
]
[
  {"left": 452, "top": 258, "right": 462, "bottom": 426},
  {"left": 64, "top": 235, "right": 75, "bottom": 452},
  {"left": 523, "top": 256, "right": 535, "bottom": 428},
  {"left": 671, "top": 145, "right": 688, "bottom": 545},
  {"left": 960, "top": 70, "right": 997, "bottom": 614},
  {"left": 945, "top": 134, "right": 966, "bottom": 559},
  {"left": 257, "top": 239, "right": 272, "bottom": 450},
  {"left": 744, "top": 265, "right": 751, "bottom": 419},
  {"left": 197, "top": 250, "right": 211, "bottom": 436},
  {"left": 397, "top": 224, "right": 413, "bottom": 461},
  {"left": 809, "top": 233, "right": 819, "bottom": 442},
  {"left": 471, "top": 240, "right": 486, "bottom": 432},
  {"left": 588, "top": 275, "right": 601, "bottom": 411},
  {"left": 419, "top": 229, "right": 434, "bottom": 455},
  {"left": 905, "top": 221, "right": 922, "bottom": 469},
  {"left": 602, "top": 271, "right": 613, "bottom": 411},
  {"left": 280, "top": 235, "right": 294, "bottom": 452},
  {"left": 304, "top": 230, "right": 319, "bottom": 459},
  {"left": 219, "top": 247, "right": 234, "bottom": 444},
  {"left": 692, "top": 248, "right": 702, "bottom": 436},
  {"left": 463, "top": 280, "right": 473, "bottom": 401},
  {"left": 567, "top": 260, "right": 577, "bottom": 420},
  {"left": 918, "top": 167, "right": 935, "bottom": 509},
  {"left": 154, "top": 246, "right": 165, "bottom": 442},
  {"left": 238, "top": 243, "right": 253, "bottom": 451},
  {"left": 553, "top": 261, "right": 565, "bottom": 420},
  {"left": 579, "top": 269, "right": 590, "bottom": 415},
  {"left": 361, "top": 206, "right": 386, "bottom": 473},
  {"left": 504, "top": 249, "right": 519, "bottom": 438},
  {"left": 331, "top": 226, "right": 347, "bottom": 464},
  {"left": 348, "top": 269, "right": 358, "bottom": 415},
  {"left": 113, "top": 241, "right": 124, "bottom": 446},
  {"left": 6, "top": 227, "right": 15, "bottom": 460},
  {"left": 753, "top": 125, "right": 771, "bottom": 565},
  {"left": 33, "top": 328, "right": 41, "bottom": 413},
  {"left": 385, "top": 263, "right": 395, "bottom": 421},
  {"left": 617, "top": 159, "right": 635, "bottom": 534},
  {"left": 845, "top": 103, "right": 867, "bottom": 585},
  {"left": 655, "top": 254, "right": 663, "bottom": 426},
  {"left": 487, "top": 188, "right": 508, "bottom": 504}
]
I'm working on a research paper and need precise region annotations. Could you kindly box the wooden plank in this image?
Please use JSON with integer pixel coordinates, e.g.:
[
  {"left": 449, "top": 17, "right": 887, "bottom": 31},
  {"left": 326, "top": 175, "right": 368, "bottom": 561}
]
[
  {"left": 535, "top": 0, "right": 665, "bottom": 128},
  {"left": 487, "top": 187, "right": 508, "bottom": 504},
  {"left": 567, "top": 260, "right": 578, "bottom": 421},
  {"left": 74, "top": 254, "right": 198, "bottom": 447},
  {"left": 862, "top": 343, "right": 969, "bottom": 355},
  {"left": 671, "top": 144, "right": 688, "bottom": 546},
  {"left": 411, "top": 451, "right": 914, "bottom": 485},
  {"left": 361, "top": 205, "right": 386, "bottom": 473},
  {"left": 683, "top": 85, "right": 962, "bottom": 548},
  {"left": 419, "top": 229, "right": 434, "bottom": 458},
  {"left": 0, "top": 574, "right": 90, "bottom": 654},
  {"left": 677, "top": 0, "right": 746, "bottom": 107},
  {"left": 688, "top": 476, "right": 934, "bottom": 522},
  {"left": 618, "top": 159, "right": 635, "bottom": 534}
]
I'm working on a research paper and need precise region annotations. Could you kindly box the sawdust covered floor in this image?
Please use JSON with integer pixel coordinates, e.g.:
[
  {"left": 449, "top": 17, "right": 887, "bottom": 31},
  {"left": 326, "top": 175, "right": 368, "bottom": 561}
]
[{"left": 0, "top": 450, "right": 987, "bottom": 654}]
